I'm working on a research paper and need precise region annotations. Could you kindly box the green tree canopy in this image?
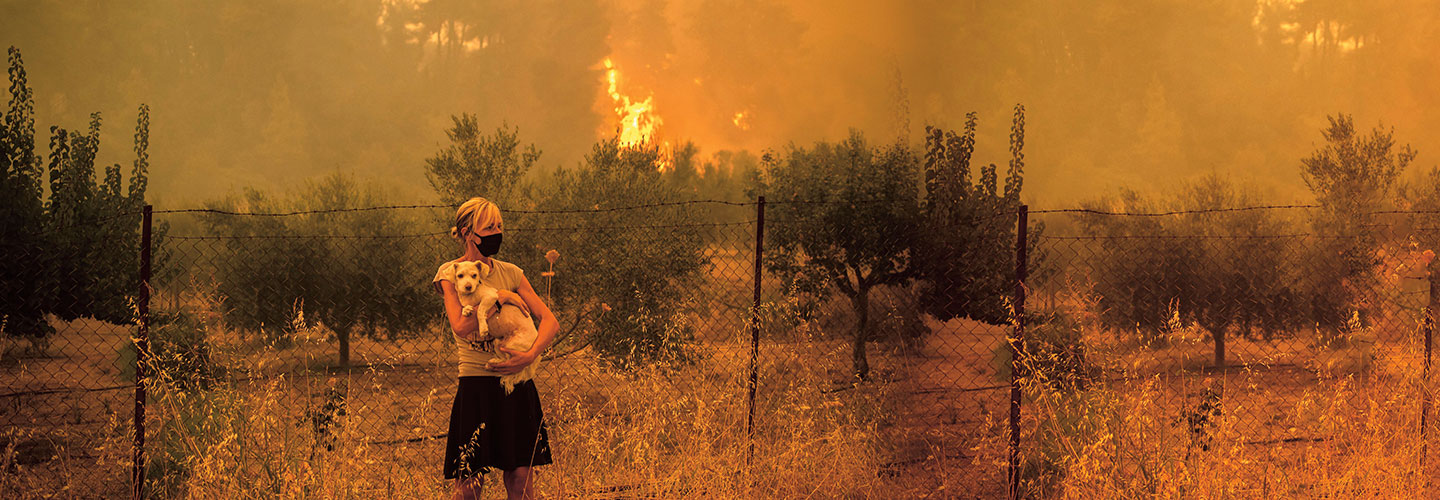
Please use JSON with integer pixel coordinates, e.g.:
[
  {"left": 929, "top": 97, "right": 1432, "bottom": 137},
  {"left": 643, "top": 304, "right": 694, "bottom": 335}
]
[
  {"left": 1300, "top": 114, "right": 1416, "bottom": 334},
  {"left": 1302, "top": 114, "right": 1416, "bottom": 234},
  {"left": 513, "top": 139, "right": 709, "bottom": 368},
  {"left": 913, "top": 106, "right": 1035, "bottom": 325},
  {"left": 1079, "top": 176, "right": 1300, "bottom": 365},
  {"left": 425, "top": 115, "right": 540, "bottom": 207},
  {"left": 2, "top": 47, "right": 152, "bottom": 336},
  {"left": 200, "top": 173, "right": 438, "bottom": 366},
  {"left": 758, "top": 130, "right": 921, "bottom": 380}
]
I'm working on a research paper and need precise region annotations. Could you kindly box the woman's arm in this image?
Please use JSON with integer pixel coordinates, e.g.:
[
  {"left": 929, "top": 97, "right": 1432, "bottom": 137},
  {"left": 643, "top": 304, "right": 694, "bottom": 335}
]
[
  {"left": 439, "top": 280, "right": 482, "bottom": 340},
  {"left": 487, "top": 272, "right": 557, "bottom": 375},
  {"left": 495, "top": 289, "right": 531, "bottom": 316}
]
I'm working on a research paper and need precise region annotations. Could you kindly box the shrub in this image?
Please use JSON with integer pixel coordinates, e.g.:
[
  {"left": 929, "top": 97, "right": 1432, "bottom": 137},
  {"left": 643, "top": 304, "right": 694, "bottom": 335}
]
[
  {"left": 992, "top": 311, "right": 1100, "bottom": 391},
  {"left": 141, "top": 379, "right": 244, "bottom": 497},
  {"left": 116, "top": 309, "right": 221, "bottom": 391}
]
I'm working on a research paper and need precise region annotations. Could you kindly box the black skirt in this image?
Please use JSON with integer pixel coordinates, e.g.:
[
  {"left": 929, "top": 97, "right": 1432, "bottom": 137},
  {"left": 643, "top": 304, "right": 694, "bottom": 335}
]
[{"left": 443, "top": 377, "right": 553, "bottom": 478}]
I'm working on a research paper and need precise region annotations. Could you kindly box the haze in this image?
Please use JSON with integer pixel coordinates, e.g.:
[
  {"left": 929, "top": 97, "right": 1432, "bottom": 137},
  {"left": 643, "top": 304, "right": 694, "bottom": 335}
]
[{"left": 3, "top": 0, "right": 1437, "bottom": 207}]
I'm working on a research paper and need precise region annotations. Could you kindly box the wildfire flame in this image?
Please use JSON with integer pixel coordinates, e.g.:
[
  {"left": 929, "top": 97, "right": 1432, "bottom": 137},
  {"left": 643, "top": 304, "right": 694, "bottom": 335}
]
[
  {"left": 732, "top": 111, "right": 751, "bottom": 131},
  {"left": 603, "top": 57, "right": 672, "bottom": 170}
]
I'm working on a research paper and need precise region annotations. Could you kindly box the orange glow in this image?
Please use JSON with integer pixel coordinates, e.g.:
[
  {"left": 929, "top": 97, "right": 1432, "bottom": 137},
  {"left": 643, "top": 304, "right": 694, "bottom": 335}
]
[
  {"left": 602, "top": 57, "right": 672, "bottom": 170},
  {"left": 732, "top": 111, "right": 751, "bottom": 131}
]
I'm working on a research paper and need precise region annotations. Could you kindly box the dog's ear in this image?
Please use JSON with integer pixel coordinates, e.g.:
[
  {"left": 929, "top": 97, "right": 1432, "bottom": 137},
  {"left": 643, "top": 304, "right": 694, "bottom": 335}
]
[{"left": 478, "top": 261, "right": 492, "bottom": 278}]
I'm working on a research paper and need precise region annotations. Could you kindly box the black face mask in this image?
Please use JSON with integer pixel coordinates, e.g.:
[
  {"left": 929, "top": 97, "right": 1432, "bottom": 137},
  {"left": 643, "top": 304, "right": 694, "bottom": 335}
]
[{"left": 473, "top": 233, "right": 503, "bottom": 257}]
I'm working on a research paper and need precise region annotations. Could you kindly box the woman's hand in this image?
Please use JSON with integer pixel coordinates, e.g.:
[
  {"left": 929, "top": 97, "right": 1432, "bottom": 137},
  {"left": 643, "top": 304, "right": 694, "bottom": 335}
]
[
  {"left": 497, "top": 290, "right": 532, "bottom": 317},
  {"left": 487, "top": 347, "right": 537, "bottom": 374}
]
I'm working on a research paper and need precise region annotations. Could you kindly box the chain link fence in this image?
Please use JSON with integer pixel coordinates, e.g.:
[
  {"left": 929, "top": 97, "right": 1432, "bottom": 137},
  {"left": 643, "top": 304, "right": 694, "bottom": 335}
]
[
  {"left": 1024, "top": 206, "right": 1437, "bottom": 495},
  {"left": 2, "top": 201, "right": 1436, "bottom": 497}
]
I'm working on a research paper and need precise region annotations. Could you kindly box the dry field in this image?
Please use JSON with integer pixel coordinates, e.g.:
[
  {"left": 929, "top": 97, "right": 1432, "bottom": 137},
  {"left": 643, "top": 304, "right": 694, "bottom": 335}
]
[
  {"left": 3, "top": 291, "right": 1438, "bottom": 498},
  {"left": 0, "top": 311, "right": 998, "bottom": 498}
]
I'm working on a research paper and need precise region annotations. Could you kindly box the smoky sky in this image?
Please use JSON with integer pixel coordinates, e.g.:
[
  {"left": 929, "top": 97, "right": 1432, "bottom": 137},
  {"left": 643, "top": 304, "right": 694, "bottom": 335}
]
[{"left": 3, "top": 0, "right": 1438, "bottom": 207}]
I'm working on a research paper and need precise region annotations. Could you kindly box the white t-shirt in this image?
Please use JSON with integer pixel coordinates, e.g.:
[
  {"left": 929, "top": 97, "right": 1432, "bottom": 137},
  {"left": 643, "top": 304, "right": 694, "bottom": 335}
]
[{"left": 433, "top": 258, "right": 527, "bottom": 377}]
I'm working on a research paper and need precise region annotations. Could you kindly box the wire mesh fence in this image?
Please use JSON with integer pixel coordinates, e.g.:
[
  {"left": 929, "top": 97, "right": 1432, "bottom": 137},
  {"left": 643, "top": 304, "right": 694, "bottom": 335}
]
[
  {"left": 2, "top": 200, "right": 1436, "bottom": 497},
  {"left": 1023, "top": 206, "right": 1437, "bottom": 495}
]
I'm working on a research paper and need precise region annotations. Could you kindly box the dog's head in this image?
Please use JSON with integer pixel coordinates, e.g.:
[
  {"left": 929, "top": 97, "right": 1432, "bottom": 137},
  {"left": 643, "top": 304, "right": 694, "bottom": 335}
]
[{"left": 452, "top": 260, "right": 492, "bottom": 296}]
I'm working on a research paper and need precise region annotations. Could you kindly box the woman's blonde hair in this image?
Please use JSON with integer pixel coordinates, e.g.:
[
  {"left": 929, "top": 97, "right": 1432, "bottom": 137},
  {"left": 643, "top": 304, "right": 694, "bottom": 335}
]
[{"left": 449, "top": 197, "right": 502, "bottom": 241}]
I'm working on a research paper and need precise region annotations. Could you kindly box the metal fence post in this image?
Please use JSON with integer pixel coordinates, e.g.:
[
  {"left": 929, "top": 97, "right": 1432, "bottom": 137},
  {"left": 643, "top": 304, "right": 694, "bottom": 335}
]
[
  {"left": 134, "top": 205, "right": 152, "bottom": 500},
  {"left": 1425, "top": 272, "right": 1436, "bottom": 468},
  {"left": 1009, "top": 205, "right": 1028, "bottom": 499},
  {"left": 747, "top": 196, "right": 765, "bottom": 466}
]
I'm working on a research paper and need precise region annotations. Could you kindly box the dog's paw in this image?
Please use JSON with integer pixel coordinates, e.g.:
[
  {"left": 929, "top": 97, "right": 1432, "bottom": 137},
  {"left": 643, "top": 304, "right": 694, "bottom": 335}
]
[{"left": 461, "top": 305, "right": 474, "bottom": 317}]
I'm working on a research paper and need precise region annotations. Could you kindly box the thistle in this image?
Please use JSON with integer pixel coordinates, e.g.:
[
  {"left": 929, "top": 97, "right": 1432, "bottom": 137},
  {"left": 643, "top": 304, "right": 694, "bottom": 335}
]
[{"left": 542, "top": 249, "right": 560, "bottom": 304}]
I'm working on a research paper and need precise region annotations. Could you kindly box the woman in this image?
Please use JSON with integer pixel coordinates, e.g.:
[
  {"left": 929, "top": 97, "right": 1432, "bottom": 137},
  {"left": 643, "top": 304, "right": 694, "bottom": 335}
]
[{"left": 433, "top": 197, "right": 557, "bottom": 500}]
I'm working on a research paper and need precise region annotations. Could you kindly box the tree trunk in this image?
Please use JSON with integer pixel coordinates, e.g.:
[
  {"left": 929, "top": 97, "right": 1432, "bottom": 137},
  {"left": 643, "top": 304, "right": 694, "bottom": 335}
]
[
  {"left": 1213, "top": 326, "right": 1225, "bottom": 368},
  {"left": 851, "top": 290, "right": 871, "bottom": 380},
  {"left": 1197, "top": 317, "right": 1227, "bottom": 369},
  {"left": 338, "top": 328, "right": 350, "bottom": 367}
]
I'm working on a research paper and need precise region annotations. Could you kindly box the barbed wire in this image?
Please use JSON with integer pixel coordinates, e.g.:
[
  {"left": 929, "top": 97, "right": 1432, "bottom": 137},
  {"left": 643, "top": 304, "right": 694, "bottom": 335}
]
[
  {"left": 765, "top": 206, "right": 1022, "bottom": 227},
  {"left": 155, "top": 205, "right": 444, "bottom": 217},
  {"left": 1042, "top": 224, "right": 1440, "bottom": 240},
  {"left": 156, "top": 199, "right": 755, "bottom": 218},
  {"left": 1042, "top": 233, "right": 1315, "bottom": 241},
  {"left": 1030, "top": 204, "right": 1321, "bottom": 217},
  {"left": 1372, "top": 209, "right": 1440, "bottom": 215},
  {"left": 163, "top": 219, "right": 758, "bottom": 240},
  {"left": 152, "top": 220, "right": 1440, "bottom": 241},
  {"left": 147, "top": 201, "right": 1440, "bottom": 219},
  {"left": 762, "top": 198, "right": 905, "bottom": 206},
  {"left": 31, "top": 202, "right": 1440, "bottom": 242},
  {"left": 13, "top": 208, "right": 146, "bottom": 238},
  {"left": 163, "top": 232, "right": 450, "bottom": 241},
  {"left": 514, "top": 219, "right": 755, "bottom": 233}
]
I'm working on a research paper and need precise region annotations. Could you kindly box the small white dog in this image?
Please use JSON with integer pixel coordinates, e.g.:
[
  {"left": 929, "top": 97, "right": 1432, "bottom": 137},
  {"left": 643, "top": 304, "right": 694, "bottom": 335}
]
[
  {"left": 453, "top": 260, "right": 499, "bottom": 326},
  {"left": 453, "top": 260, "right": 541, "bottom": 394}
]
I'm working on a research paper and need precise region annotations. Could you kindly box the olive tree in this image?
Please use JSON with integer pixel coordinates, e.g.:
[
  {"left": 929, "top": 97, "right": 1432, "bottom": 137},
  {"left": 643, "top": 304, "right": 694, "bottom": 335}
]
[
  {"left": 201, "top": 173, "right": 437, "bottom": 366},
  {"left": 424, "top": 115, "right": 539, "bottom": 207},
  {"left": 1300, "top": 114, "right": 1414, "bottom": 333},
  {"left": 514, "top": 139, "right": 709, "bottom": 368},
  {"left": 758, "top": 131, "right": 921, "bottom": 380},
  {"left": 1079, "top": 175, "right": 1301, "bottom": 366}
]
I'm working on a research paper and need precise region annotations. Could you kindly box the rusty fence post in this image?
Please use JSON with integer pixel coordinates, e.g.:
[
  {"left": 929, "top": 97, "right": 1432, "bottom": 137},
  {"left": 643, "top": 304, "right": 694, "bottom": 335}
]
[
  {"left": 133, "top": 205, "right": 152, "bottom": 499},
  {"left": 1425, "top": 272, "right": 1436, "bottom": 469},
  {"left": 1009, "top": 205, "right": 1028, "bottom": 499},
  {"left": 747, "top": 196, "right": 765, "bottom": 466}
]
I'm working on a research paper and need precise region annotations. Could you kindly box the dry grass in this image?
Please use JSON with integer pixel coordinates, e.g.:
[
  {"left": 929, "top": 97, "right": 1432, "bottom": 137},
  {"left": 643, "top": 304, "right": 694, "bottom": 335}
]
[
  {"left": 1007, "top": 370, "right": 1438, "bottom": 498},
  {"left": 4, "top": 285, "right": 1438, "bottom": 498},
  {"left": 1, "top": 301, "right": 936, "bottom": 498},
  {"left": 998, "top": 291, "right": 1440, "bottom": 499},
  {"left": 99, "top": 339, "right": 909, "bottom": 498}
]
